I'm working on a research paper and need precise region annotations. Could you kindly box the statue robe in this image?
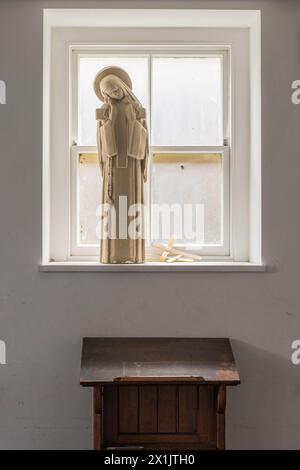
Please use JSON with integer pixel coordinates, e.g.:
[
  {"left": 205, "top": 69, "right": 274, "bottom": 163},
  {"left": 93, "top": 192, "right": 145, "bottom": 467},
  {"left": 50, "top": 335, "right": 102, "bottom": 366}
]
[{"left": 96, "top": 98, "right": 148, "bottom": 264}]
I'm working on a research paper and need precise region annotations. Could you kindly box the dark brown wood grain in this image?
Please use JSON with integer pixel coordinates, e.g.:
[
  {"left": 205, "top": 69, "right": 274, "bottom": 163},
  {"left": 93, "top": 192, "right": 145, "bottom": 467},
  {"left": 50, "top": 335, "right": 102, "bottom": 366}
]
[
  {"left": 157, "top": 386, "right": 177, "bottom": 432},
  {"left": 102, "top": 384, "right": 222, "bottom": 449},
  {"left": 118, "top": 386, "right": 138, "bottom": 433},
  {"left": 93, "top": 387, "right": 102, "bottom": 450},
  {"left": 139, "top": 385, "right": 157, "bottom": 433},
  {"left": 80, "top": 338, "right": 240, "bottom": 386},
  {"left": 216, "top": 385, "right": 227, "bottom": 450},
  {"left": 197, "top": 385, "right": 216, "bottom": 445},
  {"left": 80, "top": 338, "right": 240, "bottom": 450},
  {"left": 178, "top": 385, "right": 198, "bottom": 433},
  {"left": 102, "top": 385, "right": 118, "bottom": 446}
]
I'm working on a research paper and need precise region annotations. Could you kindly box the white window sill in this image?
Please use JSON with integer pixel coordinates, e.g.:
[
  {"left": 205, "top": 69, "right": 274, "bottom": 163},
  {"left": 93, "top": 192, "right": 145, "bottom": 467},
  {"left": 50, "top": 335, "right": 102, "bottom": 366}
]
[{"left": 39, "top": 262, "right": 266, "bottom": 272}]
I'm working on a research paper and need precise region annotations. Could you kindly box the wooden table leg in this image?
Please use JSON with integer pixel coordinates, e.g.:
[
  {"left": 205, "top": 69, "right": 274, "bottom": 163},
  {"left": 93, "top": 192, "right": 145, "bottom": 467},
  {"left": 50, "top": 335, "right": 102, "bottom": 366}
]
[
  {"left": 216, "top": 385, "right": 226, "bottom": 450},
  {"left": 93, "top": 386, "right": 103, "bottom": 450}
]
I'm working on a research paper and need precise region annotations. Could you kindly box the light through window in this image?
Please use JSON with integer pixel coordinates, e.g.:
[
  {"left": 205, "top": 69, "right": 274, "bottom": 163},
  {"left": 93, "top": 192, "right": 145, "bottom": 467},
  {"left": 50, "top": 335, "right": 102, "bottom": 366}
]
[{"left": 72, "top": 49, "right": 230, "bottom": 258}]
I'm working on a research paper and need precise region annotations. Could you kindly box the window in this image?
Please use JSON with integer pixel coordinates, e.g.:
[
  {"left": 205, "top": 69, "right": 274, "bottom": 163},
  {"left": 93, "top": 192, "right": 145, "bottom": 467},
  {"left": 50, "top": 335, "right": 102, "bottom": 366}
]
[
  {"left": 43, "top": 9, "right": 262, "bottom": 269},
  {"left": 70, "top": 49, "right": 230, "bottom": 259}
]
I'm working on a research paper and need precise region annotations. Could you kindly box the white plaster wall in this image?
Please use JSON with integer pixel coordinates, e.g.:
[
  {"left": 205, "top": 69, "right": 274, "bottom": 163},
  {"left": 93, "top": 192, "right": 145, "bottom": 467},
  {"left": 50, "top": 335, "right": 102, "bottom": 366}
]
[{"left": 0, "top": 0, "right": 299, "bottom": 449}]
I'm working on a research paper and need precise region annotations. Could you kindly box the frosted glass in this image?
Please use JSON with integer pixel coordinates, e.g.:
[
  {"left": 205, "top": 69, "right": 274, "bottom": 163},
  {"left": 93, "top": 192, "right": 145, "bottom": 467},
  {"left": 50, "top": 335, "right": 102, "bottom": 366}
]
[
  {"left": 78, "top": 154, "right": 222, "bottom": 246},
  {"left": 78, "top": 57, "right": 149, "bottom": 146},
  {"left": 78, "top": 158, "right": 101, "bottom": 245},
  {"left": 151, "top": 57, "right": 223, "bottom": 146},
  {"left": 152, "top": 154, "right": 222, "bottom": 245}
]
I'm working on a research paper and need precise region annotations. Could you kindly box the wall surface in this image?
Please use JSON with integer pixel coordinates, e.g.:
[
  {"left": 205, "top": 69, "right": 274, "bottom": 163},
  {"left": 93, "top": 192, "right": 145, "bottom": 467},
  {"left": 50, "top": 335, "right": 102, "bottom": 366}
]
[{"left": 0, "top": 0, "right": 300, "bottom": 449}]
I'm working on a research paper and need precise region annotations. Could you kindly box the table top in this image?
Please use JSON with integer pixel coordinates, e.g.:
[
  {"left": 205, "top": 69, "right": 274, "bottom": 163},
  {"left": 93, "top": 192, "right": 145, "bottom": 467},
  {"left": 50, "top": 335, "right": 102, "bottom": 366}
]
[{"left": 80, "top": 337, "right": 240, "bottom": 386}]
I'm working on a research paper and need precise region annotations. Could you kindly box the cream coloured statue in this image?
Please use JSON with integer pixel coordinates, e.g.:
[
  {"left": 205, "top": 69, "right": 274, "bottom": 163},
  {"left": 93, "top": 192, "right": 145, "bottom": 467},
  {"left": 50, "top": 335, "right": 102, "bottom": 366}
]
[{"left": 94, "top": 66, "right": 149, "bottom": 263}]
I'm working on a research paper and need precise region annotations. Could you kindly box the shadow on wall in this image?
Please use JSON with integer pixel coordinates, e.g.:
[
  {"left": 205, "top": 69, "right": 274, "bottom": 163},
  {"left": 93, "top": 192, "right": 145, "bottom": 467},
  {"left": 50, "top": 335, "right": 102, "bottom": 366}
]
[{"left": 227, "top": 340, "right": 300, "bottom": 450}]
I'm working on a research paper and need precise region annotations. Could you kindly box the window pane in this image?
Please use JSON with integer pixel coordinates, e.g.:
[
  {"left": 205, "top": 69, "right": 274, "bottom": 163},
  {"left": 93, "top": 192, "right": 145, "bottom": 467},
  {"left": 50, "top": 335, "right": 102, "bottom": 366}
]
[
  {"left": 151, "top": 153, "right": 222, "bottom": 245},
  {"left": 151, "top": 57, "right": 223, "bottom": 146},
  {"left": 78, "top": 56, "right": 149, "bottom": 146},
  {"left": 78, "top": 154, "right": 100, "bottom": 245},
  {"left": 78, "top": 153, "right": 223, "bottom": 247}
]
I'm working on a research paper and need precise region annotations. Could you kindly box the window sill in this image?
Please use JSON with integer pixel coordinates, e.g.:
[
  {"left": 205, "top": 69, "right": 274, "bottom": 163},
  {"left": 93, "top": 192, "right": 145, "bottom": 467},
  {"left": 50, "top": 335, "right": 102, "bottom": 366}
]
[{"left": 39, "top": 262, "right": 266, "bottom": 272}]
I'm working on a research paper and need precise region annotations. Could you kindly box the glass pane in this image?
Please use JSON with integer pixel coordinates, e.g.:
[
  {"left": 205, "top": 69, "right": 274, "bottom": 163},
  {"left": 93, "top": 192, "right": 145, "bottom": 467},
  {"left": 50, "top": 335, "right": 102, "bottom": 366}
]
[
  {"left": 78, "top": 154, "right": 101, "bottom": 245},
  {"left": 152, "top": 57, "right": 223, "bottom": 146},
  {"left": 78, "top": 56, "right": 149, "bottom": 146},
  {"left": 151, "top": 153, "right": 222, "bottom": 245}
]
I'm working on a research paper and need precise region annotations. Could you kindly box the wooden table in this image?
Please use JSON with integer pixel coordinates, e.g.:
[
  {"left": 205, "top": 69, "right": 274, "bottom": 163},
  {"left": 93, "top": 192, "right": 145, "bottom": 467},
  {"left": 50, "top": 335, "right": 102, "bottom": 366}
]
[{"left": 80, "top": 338, "right": 240, "bottom": 450}]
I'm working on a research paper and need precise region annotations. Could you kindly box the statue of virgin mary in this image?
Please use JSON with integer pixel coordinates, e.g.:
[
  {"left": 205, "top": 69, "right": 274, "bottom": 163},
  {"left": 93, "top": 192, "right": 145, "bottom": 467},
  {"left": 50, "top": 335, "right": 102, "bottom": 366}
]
[{"left": 94, "top": 66, "right": 149, "bottom": 264}]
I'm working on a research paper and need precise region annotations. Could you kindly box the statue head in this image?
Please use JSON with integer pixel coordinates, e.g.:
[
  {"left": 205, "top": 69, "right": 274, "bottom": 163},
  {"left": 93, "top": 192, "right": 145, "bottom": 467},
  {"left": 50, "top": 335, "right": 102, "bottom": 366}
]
[
  {"left": 100, "top": 75, "right": 126, "bottom": 101},
  {"left": 94, "top": 66, "right": 132, "bottom": 102}
]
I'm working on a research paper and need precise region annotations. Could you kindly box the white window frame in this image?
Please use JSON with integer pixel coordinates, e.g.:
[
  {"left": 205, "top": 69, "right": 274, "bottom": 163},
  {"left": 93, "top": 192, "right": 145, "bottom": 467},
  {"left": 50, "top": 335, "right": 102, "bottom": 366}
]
[
  {"left": 70, "top": 47, "right": 230, "bottom": 259},
  {"left": 42, "top": 9, "right": 262, "bottom": 271}
]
